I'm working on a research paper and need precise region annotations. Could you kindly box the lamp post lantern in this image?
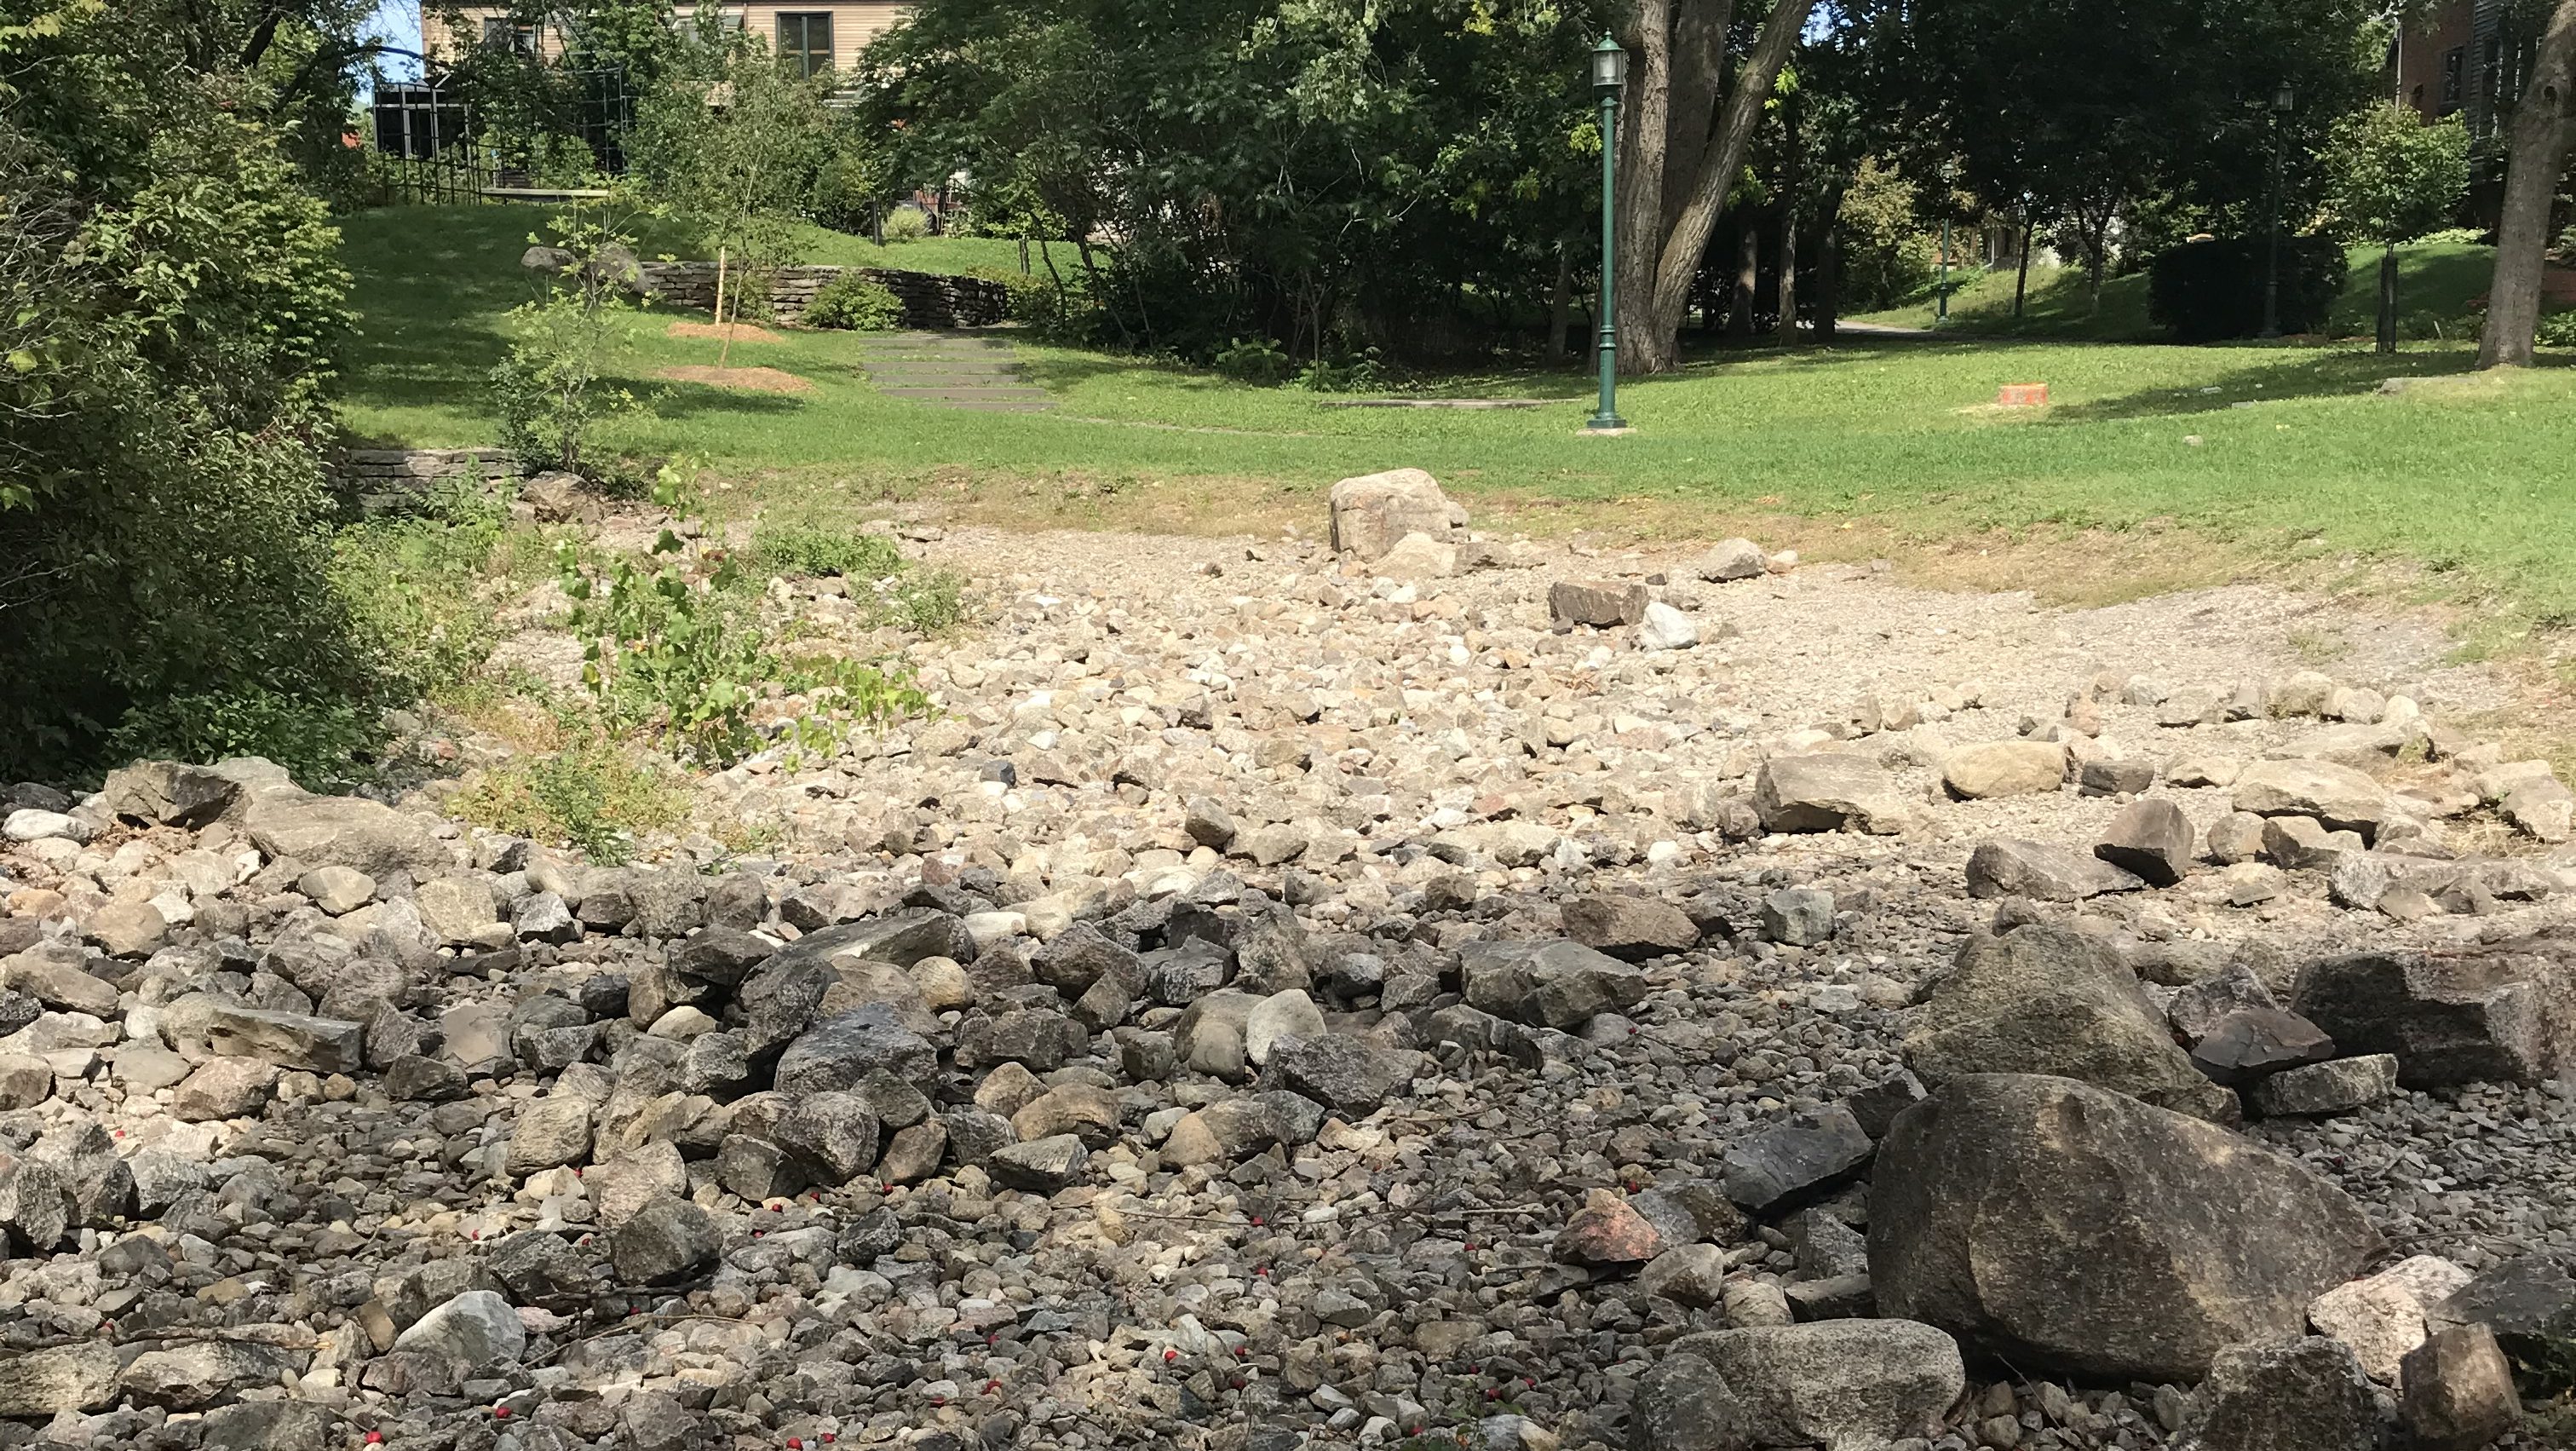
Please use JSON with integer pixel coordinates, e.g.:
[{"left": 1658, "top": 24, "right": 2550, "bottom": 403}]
[
  {"left": 1585, "top": 35, "right": 1630, "bottom": 432},
  {"left": 2260, "top": 83, "right": 2294, "bottom": 339}
]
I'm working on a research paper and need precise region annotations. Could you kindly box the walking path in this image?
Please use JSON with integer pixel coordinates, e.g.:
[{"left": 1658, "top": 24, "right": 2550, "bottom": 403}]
[{"left": 854, "top": 330, "right": 1055, "bottom": 412}]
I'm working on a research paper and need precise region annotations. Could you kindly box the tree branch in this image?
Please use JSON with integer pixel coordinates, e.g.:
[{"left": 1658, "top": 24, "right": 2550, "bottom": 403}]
[{"left": 1650, "top": 0, "right": 1817, "bottom": 321}]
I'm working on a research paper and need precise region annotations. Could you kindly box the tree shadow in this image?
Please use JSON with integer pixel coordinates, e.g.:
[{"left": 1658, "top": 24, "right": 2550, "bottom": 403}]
[{"left": 2044, "top": 348, "right": 2573, "bottom": 422}]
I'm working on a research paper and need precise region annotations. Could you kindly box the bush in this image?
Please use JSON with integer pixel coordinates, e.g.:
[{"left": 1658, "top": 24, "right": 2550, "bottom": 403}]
[
  {"left": 882, "top": 206, "right": 932, "bottom": 243},
  {"left": 2146, "top": 235, "right": 2348, "bottom": 343},
  {"left": 106, "top": 688, "right": 378, "bottom": 787},
  {"left": 2538, "top": 309, "right": 2576, "bottom": 349},
  {"left": 964, "top": 263, "right": 1096, "bottom": 337},
  {"left": 750, "top": 521, "right": 904, "bottom": 579},
  {"left": 1214, "top": 336, "right": 1292, "bottom": 384},
  {"left": 492, "top": 206, "right": 644, "bottom": 476},
  {"left": 803, "top": 273, "right": 903, "bottom": 331},
  {"left": 450, "top": 734, "right": 690, "bottom": 865}
]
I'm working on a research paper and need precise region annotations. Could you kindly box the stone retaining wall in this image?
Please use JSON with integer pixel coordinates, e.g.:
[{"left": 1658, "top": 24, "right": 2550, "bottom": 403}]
[
  {"left": 635, "top": 262, "right": 1011, "bottom": 330},
  {"left": 336, "top": 447, "right": 521, "bottom": 515}
]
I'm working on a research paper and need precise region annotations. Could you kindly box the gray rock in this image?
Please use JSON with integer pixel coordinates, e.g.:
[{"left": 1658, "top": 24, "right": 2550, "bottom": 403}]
[
  {"left": 2426, "top": 1254, "right": 2576, "bottom": 1362},
  {"left": 2231, "top": 759, "right": 2392, "bottom": 839},
  {"left": 1697, "top": 538, "right": 1768, "bottom": 581},
  {"left": 172, "top": 1056, "right": 280, "bottom": 1120},
  {"left": 506, "top": 1096, "right": 593, "bottom": 1174},
  {"left": 241, "top": 788, "right": 449, "bottom": 876},
  {"left": 1755, "top": 753, "right": 1916, "bottom": 835},
  {"left": 668, "top": 926, "right": 774, "bottom": 986},
  {"left": 200, "top": 1400, "right": 336, "bottom": 1451},
  {"left": 158, "top": 993, "right": 364, "bottom": 1073},
  {"left": 1561, "top": 894, "right": 1700, "bottom": 960},
  {"left": 2168, "top": 963, "right": 2280, "bottom": 1044},
  {"left": 1637, "top": 1244, "right": 1732, "bottom": 1307},
  {"left": 1964, "top": 838, "right": 2144, "bottom": 901},
  {"left": 1458, "top": 939, "right": 1647, "bottom": 1030},
  {"left": 611, "top": 1195, "right": 720, "bottom": 1283},
  {"left": 1905, "top": 926, "right": 2235, "bottom": 1120},
  {"left": 489, "top": 1229, "right": 592, "bottom": 1299},
  {"left": 1329, "top": 468, "right": 1453, "bottom": 560},
  {"left": 120, "top": 1340, "right": 289, "bottom": 1409},
  {"left": 1721, "top": 1103, "right": 1873, "bottom": 1213},
  {"left": 775, "top": 1004, "right": 936, "bottom": 1096},
  {"left": 1639, "top": 1321, "right": 1965, "bottom": 1451},
  {"left": 775, "top": 1090, "right": 881, "bottom": 1183},
  {"left": 1758, "top": 888, "right": 1837, "bottom": 947},
  {"left": 2096, "top": 798, "right": 2194, "bottom": 886},
  {"left": 0, "top": 1154, "right": 67, "bottom": 1252},
  {"left": 1943, "top": 740, "right": 2068, "bottom": 799},
  {"left": 1871, "top": 1074, "right": 2381, "bottom": 1380},
  {"left": 2288, "top": 942, "right": 2574, "bottom": 1086},
  {"left": 394, "top": 1289, "right": 528, "bottom": 1376},
  {"left": 101, "top": 760, "right": 242, "bottom": 828},
  {"left": 1259, "top": 1032, "right": 1410, "bottom": 1115},
  {"left": 1550, "top": 579, "right": 1649, "bottom": 628},
  {"left": 2245, "top": 1053, "right": 2400, "bottom": 1116},
  {"left": 0, "top": 1342, "right": 116, "bottom": 1414},
  {"left": 2399, "top": 1324, "right": 2522, "bottom": 1451},
  {"left": 2171, "top": 1337, "right": 2376, "bottom": 1451},
  {"left": 2187, "top": 1007, "right": 2335, "bottom": 1085},
  {"left": 989, "top": 1133, "right": 1089, "bottom": 1193}
]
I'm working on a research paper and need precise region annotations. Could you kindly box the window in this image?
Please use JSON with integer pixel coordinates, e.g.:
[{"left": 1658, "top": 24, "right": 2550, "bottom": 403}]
[
  {"left": 2439, "top": 45, "right": 2464, "bottom": 112},
  {"left": 777, "top": 12, "right": 833, "bottom": 78},
  {"left": 480, "top": 16, "right": 537, "bottom": 53}
]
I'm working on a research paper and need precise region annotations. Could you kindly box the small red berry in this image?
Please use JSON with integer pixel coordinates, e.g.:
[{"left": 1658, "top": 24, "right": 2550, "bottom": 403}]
[
  {"left": 789, "top": 1440, "right": 804, "bottom": 1449},
  {"left": 1233, "top": 1345, "right": 1247, "bottom": 1357},
  {"left": 1164, "top": 1349, "right": 1178, "bottom": 1362},
  {"left": 365, "top": 1435, "right": 385, "bottom": 1447},
  {"left": 984, "top": 1379, "right": 1001, "bottom": 1393},
  {"left": 1249, "top": 1215, "right": 1263, "bottom": 1225},
  {"left": 493, "top": 1406, "right": 511, "bottom": 1419},
  {"left": 821, "top": 1436, "right": 837, "bottom": 1444}
]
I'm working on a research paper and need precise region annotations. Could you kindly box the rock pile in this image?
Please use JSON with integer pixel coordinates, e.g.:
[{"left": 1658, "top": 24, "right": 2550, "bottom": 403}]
[{"left": 1, "top": 470, "right": 2572, "bottom": 1451}]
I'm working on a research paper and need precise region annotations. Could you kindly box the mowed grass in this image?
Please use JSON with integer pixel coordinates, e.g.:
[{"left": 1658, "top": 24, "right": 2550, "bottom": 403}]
[
  {"left": 1852, "top": 239, "right": 2499, "bottom": 343},
  {"left": 336, "top": 205, "right": 2576, "bottom": 635}
]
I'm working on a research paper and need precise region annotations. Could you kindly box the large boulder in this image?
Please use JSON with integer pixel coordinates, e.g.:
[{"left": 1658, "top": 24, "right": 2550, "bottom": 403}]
[
  {"left": 1869, "top": 1074, "right": 2382, "bottom": 1381},
  {"left": 1753, "top": 753, "right": 1917, "bottom": 835},
  {"left": 1561, "top": 894, "right": 1699, "bottom": 960},
  {"left": 1903, "top": 926, "right": 2234, "bottom": 1120},
  {"left": 2229, "top": 759, "right": 2392, "bottom": 839},
  {"left": 2287, "top": 940, "right": 2575, "bottom": 1085},
  {"left": 1458, "top": 939, "right": 1647, "bottom": 1030},
  {"left": 1329, "top": 469, "right": 1454, "bottom": 560},
  {"left": 240, "top": 788, "right": 450, "bottom": 877},
  {"left": 101, "top": 760, "right": 241, "bottom": 828},
  {"left": 1631, "top": 1321, "right": 1964, "bottom": 1451},
  {"left": 1964, "top": 838, "right": 2142, "bottom": 901}
]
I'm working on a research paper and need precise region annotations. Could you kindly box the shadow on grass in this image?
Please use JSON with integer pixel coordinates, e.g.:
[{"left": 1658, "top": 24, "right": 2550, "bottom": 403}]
[{"left": 2044, "top": 348, "right": 2576, "bottom": 422}]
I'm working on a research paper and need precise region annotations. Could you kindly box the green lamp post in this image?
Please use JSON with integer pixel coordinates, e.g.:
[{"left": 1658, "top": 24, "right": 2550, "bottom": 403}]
[{"left": 1585, "top": 34, "right": 1630, "bottom": 432}]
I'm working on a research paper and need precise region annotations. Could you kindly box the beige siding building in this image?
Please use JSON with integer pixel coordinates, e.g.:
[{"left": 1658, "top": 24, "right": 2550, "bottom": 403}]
[{"left": 421, "top": 2, "right": 910, "bottom": 78}]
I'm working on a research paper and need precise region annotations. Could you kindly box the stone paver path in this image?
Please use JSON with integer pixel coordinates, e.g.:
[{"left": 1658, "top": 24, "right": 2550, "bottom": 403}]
[{"left": 854, "top": 330, "right": 1055, "bottom": 412}]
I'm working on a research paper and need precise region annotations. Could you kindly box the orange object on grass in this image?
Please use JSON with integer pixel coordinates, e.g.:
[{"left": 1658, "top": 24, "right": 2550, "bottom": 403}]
[{"left": 1996, "top": 383, "right": 2050, "bottom": 407}]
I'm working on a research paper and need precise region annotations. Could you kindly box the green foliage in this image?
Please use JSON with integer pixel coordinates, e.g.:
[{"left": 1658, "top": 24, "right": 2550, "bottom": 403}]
[
  {"left": 860, "top": 0, "right": 1607, "bottom": 361},
  {"left": 1835, "top": 158, "right": 1938, "bottom": 311},
  {"left": 750, "top": 521, "right": 904, "bottom": 579},
  {"left": 558, "top": 468, "right": 928, "bottom": 765},
  {"left": 0, "top": 3, "right": 380, "bottom": 781},
  {"left": 1214, "top": 337, "right": 1294, "bottom": 385},
  {"left": 803, "top": 274, "right": 904, "bottom": 331},
  {"left": 964, "top": 262, "right": 1094, "bottom": 335},
  {"left": 2539, "top": 310, "right": 2576, "bottom": 349},
  {"left": 630, "top": 36, "right": 834, "bottom": 313},
  {"left": 451, "top": 734, "right": 690, "bottom": 864},
  {"left": 875, "top": 567, "right": 970, "bottom": 634},
  {"left": 2323, "top": 104, "right": 2470, "bottom": 245},
  {"left": 332, "top": 475, "right": 531, "bottom": 702},
  {"left": 881, "top": 206, "right": 932, "bottom": 243},
  {"left": 107, "top": 688, "right": 379, "bottom": 787},
  {"left": 492, "top": 203, "right": 648, "bottom": 475},
  {"left": 2148, "top": 235, "right": 2348, "bottom": 342},
  {"left": 1293, "top": 349, "right": 1388, "bottom": 394}
]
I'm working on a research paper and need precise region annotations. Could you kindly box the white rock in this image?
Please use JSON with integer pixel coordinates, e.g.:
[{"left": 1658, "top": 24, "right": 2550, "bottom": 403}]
[
  {"left": 1636, "top": 602, "right": 1699, "bottom": 651},
  {"left": 2309, "top": 1254, "right": 2473, "bottom": 1383},
  {"left": 2, "top": 811, "right": 86, "bottom": 844}
]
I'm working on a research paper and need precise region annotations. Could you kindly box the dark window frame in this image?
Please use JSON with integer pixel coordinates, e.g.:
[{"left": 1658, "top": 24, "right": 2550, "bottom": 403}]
[{"left": 776, "top": 12, "right": 833, "bottom": 78}]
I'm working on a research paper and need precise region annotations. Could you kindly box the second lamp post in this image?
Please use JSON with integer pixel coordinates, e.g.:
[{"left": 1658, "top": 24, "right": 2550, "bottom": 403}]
[{"left": 1586, "top": 35, "right": 1630, "bottom": 432}]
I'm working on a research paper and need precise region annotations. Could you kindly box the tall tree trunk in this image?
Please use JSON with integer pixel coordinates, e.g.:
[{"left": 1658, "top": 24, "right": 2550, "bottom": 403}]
[
  {"left": 1616, "top": 0, "right": 1817, "bottom": 373},
  {"left": 2378, "top": 241, "right": 2400, "bottom": 354},
  {"left": 1550, "top": 245, "right": 1573, "bottom": 360},
  {"left": 1775, "top": 97, "right": 1802, "bottom": 346},
  {"left": 1729, "top": 217, "right": 1758, "bottom": 338},
  {"left": 2012, "top": 212, "right": 2036, "bottom": 319},
  {"left": 2478, "top": 0, "right": 2576, "bottom": 369},
  {"left": 1814, "top": 183, "right": 1847, "bottom": 343}
]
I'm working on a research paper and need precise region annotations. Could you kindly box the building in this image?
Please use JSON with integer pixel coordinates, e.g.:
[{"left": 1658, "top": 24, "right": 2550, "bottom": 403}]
[
  {"left": 420, "top": 2, "right": 911, "bottom": 78},
  {"left": 2391, "top": 0, "right": 2537, "bottom": 142}
]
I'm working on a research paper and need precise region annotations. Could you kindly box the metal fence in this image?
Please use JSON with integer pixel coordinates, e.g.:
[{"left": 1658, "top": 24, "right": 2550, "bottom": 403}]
[{"left": 365, "top": 65, "right": 635, "bottom": 205}]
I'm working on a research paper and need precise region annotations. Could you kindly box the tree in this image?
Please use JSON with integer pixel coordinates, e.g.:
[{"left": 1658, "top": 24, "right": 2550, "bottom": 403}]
[
  {"left": 631, "top": 36, "right": 834, "bottom": 362},
  {"left": 2322, "top": 103, "right": 2469, "bottom": 351},
  {"left": 1611, "top": 0, "right": 1818, "bottom": 372},
  {"left": 2478, "top": 0, "right": 2576, "bottom": 369}
]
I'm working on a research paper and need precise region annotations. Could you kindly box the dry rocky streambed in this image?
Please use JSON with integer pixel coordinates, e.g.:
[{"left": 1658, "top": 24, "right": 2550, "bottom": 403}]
[{"left": 4, "top": 469, "right": 2576, "bottom": 1451}]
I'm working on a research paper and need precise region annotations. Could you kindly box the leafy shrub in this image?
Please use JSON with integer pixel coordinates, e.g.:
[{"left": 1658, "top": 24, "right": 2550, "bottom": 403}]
[
  {"left": 106, "top": 688, "right": 377, "bottom": 788},
  {"left": 332, "top": 474, "right": 529, "bottom": 702},
  {"left": 882, "top": 206, "right": 932, "bottom": 243},
  {"left": 750, "top": 521, "right": 904, "bottom": 579},
  {"left": 1294, "top": 348, "right": 1387, "bottom": 393},
  {"left": 1214, "top": 337, "right": 1293, "bottom": 384},
  {"left": 2147, "top": 235, "right": 2347, "bottom": 343},
  {"left": 964, "top": 264, "right": 1096, "bottom": 337},
  {"left": 2538, "top": 309, "right": 2576, "bottom": 349},
  {"left": 493, "top": 206, "right": 644, "bottom": 476},
  {"left": 804, "top": 274, "right": 903, "bottom": 331},
  {"left": 0, "top": 52, "right": 378, "bottom": 781},
  {"left": 875, "top": 567, "right": 969, "bottom": 634}
]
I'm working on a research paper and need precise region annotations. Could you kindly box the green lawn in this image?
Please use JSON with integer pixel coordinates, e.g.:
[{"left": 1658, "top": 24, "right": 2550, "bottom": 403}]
[
  {"left": 337, "top": 204, "right": 2576, "bottom": 634},
  {"left": 1852, "top": 239, "right": 2496, "bottom": 344}
]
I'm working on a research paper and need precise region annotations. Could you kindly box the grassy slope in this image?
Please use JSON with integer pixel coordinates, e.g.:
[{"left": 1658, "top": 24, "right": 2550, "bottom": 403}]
[
  {"left": 1851, "top": 239, "right": 2498, "bottom": 343},
  {"left": 338, "top": 206, "right": 2576, "bottom": 630}
]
